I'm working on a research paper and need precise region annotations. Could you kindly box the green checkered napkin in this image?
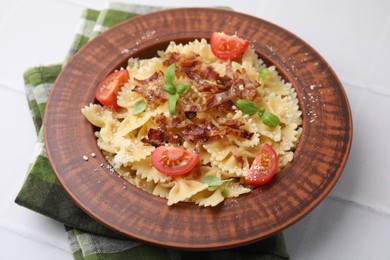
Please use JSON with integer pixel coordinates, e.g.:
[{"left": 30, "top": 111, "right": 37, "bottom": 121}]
[{"left": 16, "top": 3, "right": 290, "bottom": 259}]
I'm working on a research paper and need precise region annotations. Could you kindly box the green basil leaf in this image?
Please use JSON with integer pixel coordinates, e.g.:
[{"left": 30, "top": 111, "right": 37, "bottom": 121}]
[
  {"left": 235, "top": 99, "right": 259, "bottom": 115},
  {"left": 222, "top": 186, "right": 229, "bottom": 197},
  {"left": 168, "top": 93, "right": 179, "bottom": 115},
  {"left": 164, "top": 63, "right": 176, "bottom": 84},
  {"left": 258, "top": 68, "right": 268, "bottom": 79},
  {"left": 132, "top": 99, "right": 147, "bottom": 115},
  {"left": 163, "top": 83, "right": 176, "bottom": 95},
  {"left": 201, "top": 176, "right": 230, "bottom": 187},
  {"left": 261, "top": 111, "right": 280, "bottom": 128},
  {"left": 258, "top": 106, "right": 265, "bottom": 117},
  {"left": 176, "top": 83, "right": 189, "bottom": 94}
]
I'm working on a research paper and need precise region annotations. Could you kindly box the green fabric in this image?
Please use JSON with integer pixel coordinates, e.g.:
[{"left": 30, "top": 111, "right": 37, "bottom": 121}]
[{"left": 15, "top": 2, "right": 289, "bottom": 259}]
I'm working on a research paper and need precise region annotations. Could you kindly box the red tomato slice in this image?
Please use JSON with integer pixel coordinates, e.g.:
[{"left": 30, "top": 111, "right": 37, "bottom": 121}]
[
  {"left": 245, "top": 144, "right": 278, "bottom": 186},
  {"left": 151, "top": 146, "right": 200, "bottom": 176},
  {"left": 95, "top": 70, "right": 129, "bottom": 110},
  {"left": 210, "top": 32, "right": 250, "bottom": 60}
]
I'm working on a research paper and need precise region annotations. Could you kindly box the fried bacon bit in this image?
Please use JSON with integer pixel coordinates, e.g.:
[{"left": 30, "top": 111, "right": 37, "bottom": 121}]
[
  {"left": 185, "top": 111, "right": 197, "bottom": 119},
  {"left": 202, "top": 67, "right": 260, "bottom": 111},
  {"left": 132, "top": 72, "right": 168, "bottom": 104},
  {"left": 138, "top": 51, "right": 261, "bottom": 148},
  {"left": 238, "top": 130, "right": 254, "bottom": 139},
  {"left": 142, "top": 113, "right": 254, "bottom": 149},
  {"left": 163, "top": 52, "right": 200, "bottom": 68},
  {"left": 133, "top": 71, "right": 161, "bottom": 84},
  {"left": 199, "top": 66, "right": 220, "bottom": 82},
  {"left": 142, "top": 128, "right": 183, "bottom": 147},
  {"left": 217, "top": 118, "right": 245, "bottom": 129}
]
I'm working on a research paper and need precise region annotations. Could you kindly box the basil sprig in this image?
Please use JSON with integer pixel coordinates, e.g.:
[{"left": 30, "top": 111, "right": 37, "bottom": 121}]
[
  {"left": 235, "top": 99, "right": 280, "bottom": 128},
  {"left": 163, "top": 64, "right": 189, "bottom": 115},
  {"left": 201, "top": 175, "right": 231, "bottom": 187},
  {"left": 201, "top": 176, "right": 232, "bottom": 198},
  {"left": 258, "top": 67, "right": 269, "bottom": 79},
  {"left": 132, "top": 99, "right": 147, "bottom": 115}
]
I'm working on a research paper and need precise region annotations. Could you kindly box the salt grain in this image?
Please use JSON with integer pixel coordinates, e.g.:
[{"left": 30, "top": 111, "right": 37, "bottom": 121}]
[
  {"left": 83, "top": 155, "right": 89, "bottom": 161},
  {"left": 121, "top": 48, "right": 130, "bottom": 55}
]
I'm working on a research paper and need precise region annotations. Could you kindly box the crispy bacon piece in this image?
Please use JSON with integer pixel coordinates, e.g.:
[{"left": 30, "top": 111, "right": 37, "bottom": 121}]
[
  {"left": 185, "top": 111, "right": 197, "bottom": 119},
  {"left": 163, "top": 52, "right": 200, "bottom": 68},
  {"left": 203, "top": 68, "right": 260, "bottom": 110},
  {"left": 204, "top": 90, "right": 232, "bottom": 110},
  {"left": 138, "top": 52, "right": 261, "bottom": 148},
  {"left": 132, "top": 72, "right": 168, "bottom": 105},
  {"left": 142, "top": 113, "right": 254, "bottom": 149},
  {"left": 133, "top": 71, "right": 162, "bottom": 84},
  {"left": 142, "top": 128, "right": 183, "bottom": 147},
  {"left": 217, "top": 118, "right": 245, "bottom": 129}
]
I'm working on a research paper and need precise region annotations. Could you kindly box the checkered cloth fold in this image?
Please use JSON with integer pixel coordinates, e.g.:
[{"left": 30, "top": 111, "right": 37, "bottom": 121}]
[{"left": 15, "top": 3, "right": 289, "bottom": 259}]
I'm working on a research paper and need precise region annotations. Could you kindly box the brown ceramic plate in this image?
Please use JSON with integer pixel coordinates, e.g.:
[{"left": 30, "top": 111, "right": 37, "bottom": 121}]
[{"left": 45, "top": 8, "right": 352, "bottom": 250}]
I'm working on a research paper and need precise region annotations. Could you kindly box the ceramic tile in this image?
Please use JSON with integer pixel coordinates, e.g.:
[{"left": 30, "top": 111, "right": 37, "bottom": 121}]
[
  {"left": 256, "top": 0, "right": 390, "bottom": 88},
  {"left": 0, "top": 200, "right": 70, "bottom": 253},
  {"left": 59, "top": 0, "right": 264, "bottom": 16},
  {"left": 329, "top": 86, "right": 390, "bottom": 215},
  {"left": 0, "top": 0, "right": 24, "bottom": 29},
  {"left": 367, "top": 14, "right": 390, "bottom": 95},
  {"left": 285, "top": 196, "right": 390, "bottom": 260},
  {"left": 0, "top": 88, "right": 36, "bottom": 209},
  {"left": 0, "top": 227, "right": 70, "bottom": 259},
  {"left": 0, "top": 0, "right": 83, "bottom": 92},
  {"left": 0, "top": 87, "right": 70, "bottom": 257}
]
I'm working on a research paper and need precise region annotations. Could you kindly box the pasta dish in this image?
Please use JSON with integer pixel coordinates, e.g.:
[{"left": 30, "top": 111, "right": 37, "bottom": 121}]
[{"left": 82, "top": 33, "right": 302, "bottom": 207}]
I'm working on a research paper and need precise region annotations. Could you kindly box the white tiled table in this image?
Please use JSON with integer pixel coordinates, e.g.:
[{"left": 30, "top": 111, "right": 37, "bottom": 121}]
[{"left": 1, "top": 0, "right": 389, "bottom": 259}]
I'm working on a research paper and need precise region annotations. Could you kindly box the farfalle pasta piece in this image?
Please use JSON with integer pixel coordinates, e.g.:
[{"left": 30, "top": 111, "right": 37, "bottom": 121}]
[
  {"left": 204, "top": 139, "right": 250, "bottom": 177},
  {"left": 163, "top": 39, "right": 217, "bottom": 63},
  {"left": 117, "top": 110, "right": 155, "bottom": 136},
  {"left": 167, "top": 178, "right": 208, "bottom": 206},
  {"left": 152, "top": 182, "right": 175, "bottom": 199},
  {"left": 259, "top": 66, "right": 291, "bottom": 96},
  {"left": 131, "top": 157, "right": 172, "bottom": 184},
  {"left": 192, "top": 187, "right": 225, "bottom": 207},
  {"left": 224, "top": 183, "right": 251, "bottom": 198},
  {"left": 127, "top": 57, "right": 164, "bottom": 80},
  {"left": 81, "top": 103, "right": 113, "bottom": 128},
  {"left": 111, "top": 138, "right": 154, "bottom": 167},
  {"left": 117, "top": 85, "right": 143, "bottom": 108},
  {"left": 266, "top": 92, "right": 302, "bottom": 126}
]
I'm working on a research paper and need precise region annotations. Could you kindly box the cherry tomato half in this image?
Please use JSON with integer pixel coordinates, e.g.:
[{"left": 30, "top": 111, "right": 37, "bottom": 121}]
[
  {"left": 245, "top": 144, "right": 278, "bottom": 186},
  {"left": 151, "top": 146, "right": 200, "bottom": 176},
  {"left": 210, "top": 32, "right": 250, "bottom": 60},
  {"left": 95, "top": 70, "right": 129, "bottom": 110}
]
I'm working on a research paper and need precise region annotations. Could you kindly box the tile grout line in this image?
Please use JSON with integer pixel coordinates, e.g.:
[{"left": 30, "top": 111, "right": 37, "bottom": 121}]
[
  {"left": 0, "top": 0, "right": 26, "bottom": 31},
  {"left": 0, "top": 223, "right": 71, "bottom": 254},
  {"left": 328, "top": 195, "right": 390, "bottom": 219},
  {"left": 0, "top": 83, "right": 25, "bottom": 95},
  {"left": 56, "top": 0, "right": 100, "bottom": 8},
  {"left": 366, "top": 12, "right": 390, "bottom": 89}
]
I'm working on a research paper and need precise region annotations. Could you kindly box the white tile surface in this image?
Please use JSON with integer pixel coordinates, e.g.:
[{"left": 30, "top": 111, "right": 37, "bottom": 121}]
[
  {"left": 0, "top": 0, "right": 83, "bottom": 92},
  {"left": 1, "top": 0, "right": 389, "bottom": 259},
  {"left": 257, "top": 0, "right": 390, "bottom": 89},
  {"left": 285, "top": 196, "right": 390, "bottom": 260}
]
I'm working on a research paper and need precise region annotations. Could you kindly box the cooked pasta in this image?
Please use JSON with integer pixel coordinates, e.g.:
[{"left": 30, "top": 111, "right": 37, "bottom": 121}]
[{"left": 81, "top": 38, "right": 302, "bottom": 207}]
